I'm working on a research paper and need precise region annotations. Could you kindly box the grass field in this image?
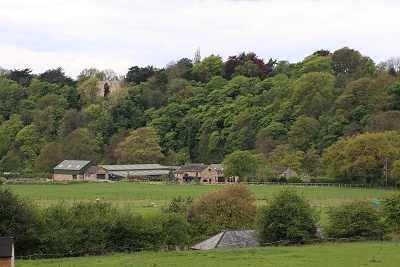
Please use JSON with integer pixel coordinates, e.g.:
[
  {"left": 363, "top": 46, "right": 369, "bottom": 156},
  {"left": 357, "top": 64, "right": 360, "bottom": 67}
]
[
  {"left": 5, "top": 182, "right": 396, "bottom": 210},
  {"left": 16, "top": 241, "right": 400, "bottom": 267}
]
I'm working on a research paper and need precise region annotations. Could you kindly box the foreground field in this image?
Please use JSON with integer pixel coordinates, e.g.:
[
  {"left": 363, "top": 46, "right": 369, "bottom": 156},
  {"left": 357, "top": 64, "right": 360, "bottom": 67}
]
[{"left": 17, "top": 241, "right": 400, "bottom": 267}]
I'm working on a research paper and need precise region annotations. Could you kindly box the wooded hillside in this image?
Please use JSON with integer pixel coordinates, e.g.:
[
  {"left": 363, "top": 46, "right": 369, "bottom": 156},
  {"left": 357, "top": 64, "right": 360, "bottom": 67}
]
[{"left": 1, "top": 47, "right": 400, "bottom": 184}]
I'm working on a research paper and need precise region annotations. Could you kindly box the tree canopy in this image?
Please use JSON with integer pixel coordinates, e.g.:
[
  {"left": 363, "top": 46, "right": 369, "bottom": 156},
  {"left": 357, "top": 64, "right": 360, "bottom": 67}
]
[{"left": 0, "top": 46, "right": 400, "bottom": 184}]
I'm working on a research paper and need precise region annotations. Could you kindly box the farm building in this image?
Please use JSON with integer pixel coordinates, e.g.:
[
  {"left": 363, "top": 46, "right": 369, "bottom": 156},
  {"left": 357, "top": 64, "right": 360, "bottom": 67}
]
[
  {"left": 191, "top": 230, "right": 259, "bottom": 250},
  {"left": 174, "top": 163, "right": 237, "bottom": 184},
  {"left": 269, "top": 166, "right": 297, "bottom": 179},
  {"left": 0, "top": 237, "right": 14, "bottom": 267},
  {"left": 53, "top": 160, "right": 177, "bottom": 181},
  {"left": 100, "top": 164, "right": 177, "bottom": 181},
  {"left": 53, "top": 160, "right": 98, "bottom": 181}
]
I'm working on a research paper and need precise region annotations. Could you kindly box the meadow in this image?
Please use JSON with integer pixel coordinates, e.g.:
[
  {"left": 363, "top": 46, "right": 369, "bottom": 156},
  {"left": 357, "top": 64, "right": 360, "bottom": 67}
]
[
  {"left": 16, "top": 241, "right": 400, "bottom": 267},
  {"left": 6, "top": 181, "right": 396, "bottom": 210},
  {"left": 5, "top": 181, "right": 397, "bottom": 225}
]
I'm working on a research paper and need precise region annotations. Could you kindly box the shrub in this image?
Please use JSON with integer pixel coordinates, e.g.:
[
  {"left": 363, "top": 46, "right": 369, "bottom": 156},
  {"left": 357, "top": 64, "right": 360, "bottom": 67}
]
[
  {"left": 325, "top": 199, "right": 386, "bottom": 238},
  {"left": 287, "top": 176, "right": 303, "bottom": 183},
  {"left": 0, "top": 188, "right": 42, "bottom": 256},
  {"left": 381, "top": 193, "right": 400, "bottom": 234},
  {"left": 189, "top": 184, "right": 258, "bottom": 236},
  {"left": 258, "top": 187, "right": 319, "bottom": 244},
  {"left": 0, "top": 177, "right": 7, "bottom": 184},
  {"left": 309, "top": 176, "right": 337, "bottom": 183}
]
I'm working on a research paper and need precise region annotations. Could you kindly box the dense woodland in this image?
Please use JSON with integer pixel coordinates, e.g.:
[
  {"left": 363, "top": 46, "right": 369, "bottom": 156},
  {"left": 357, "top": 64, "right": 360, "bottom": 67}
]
[{"left": 1, "top": 47, "right": 400, "bottom": 184}]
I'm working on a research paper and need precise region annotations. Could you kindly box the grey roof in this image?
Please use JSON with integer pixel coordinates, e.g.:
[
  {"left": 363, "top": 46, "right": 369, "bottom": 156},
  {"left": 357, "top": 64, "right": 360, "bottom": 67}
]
[
  {"left": 100, "top": 164, "right": 174, "bottom": 171},
  {"left": 174, "top": 163, "right": 208, "bottom": 174},
  {"left": 54, "top": 160, "right": 94, "bottom": 171},
  {"left": 191, "top": 230, "right": 259, "bottom": 250},
  {"left": 269, "top": 166, "right": 290, "bottom": 174},
  {"left": 109, "top": 169, "right": 171, "bottom": 178},
  {"left": 0, "top": 237, "right": 13, "bottom": 257}
]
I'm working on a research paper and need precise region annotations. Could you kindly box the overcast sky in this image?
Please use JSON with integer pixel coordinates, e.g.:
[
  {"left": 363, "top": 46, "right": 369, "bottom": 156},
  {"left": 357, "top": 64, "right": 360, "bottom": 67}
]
[{"left": 1, "top": 0, "right": 399, "bottom": 79}]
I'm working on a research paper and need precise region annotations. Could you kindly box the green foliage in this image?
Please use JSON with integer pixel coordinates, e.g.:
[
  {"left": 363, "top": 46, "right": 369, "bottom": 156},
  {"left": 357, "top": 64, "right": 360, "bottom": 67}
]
[
  {"left": 161, "top": 196, "right": 194, "bottom": 218},
  {"left": 286, "top": 176, "right": 303, "bottom": 183},
  {"left": 322, "top": 132, "right": 400, "bottom": 183},
  {"left": 325, "top": 199, "right": 386, "bottom": 238},
  {"left": 222, "top": 150, "right": 261, "bottom": 182},
  {"left": 115, "top": 126, "right": 164, "bottom": 164},
  {"left": 0, "top": 188, "right": 41, "bottom": 256},
  {"left": 1, "top": 48, "right": 400, "bottom": 181},
  {"left": 189, "top": 184, "right": 258, "bottom": 236},
  {"left": 258, "top": 187, "right": 319, "bottom": 244},
  {"left": 381, "top": 194, "right": 400, "bottom": 233}
]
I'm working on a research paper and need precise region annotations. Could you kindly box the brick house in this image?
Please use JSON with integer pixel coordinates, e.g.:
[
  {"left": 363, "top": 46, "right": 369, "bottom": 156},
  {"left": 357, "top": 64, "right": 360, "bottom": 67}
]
[
  {"left": 53, "top": 160, "right": 97, "bottom": 181},
  {"left": 174, "top": 163, "right": 237, "bottom": 184},
  {"left": 83, "top": 166, "right": 109, "bottom": 181},
  {"left": 174, "top": 163, "right": 208, "bottom": 183},
  {"left": 200, "top": 164, "right": 225, "bottom": 183}
]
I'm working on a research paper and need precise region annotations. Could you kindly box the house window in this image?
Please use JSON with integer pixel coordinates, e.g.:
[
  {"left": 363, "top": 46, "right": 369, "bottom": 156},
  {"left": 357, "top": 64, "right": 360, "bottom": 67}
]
[{"left": 72, "top": 175, "right": 77, "bottom": 180}]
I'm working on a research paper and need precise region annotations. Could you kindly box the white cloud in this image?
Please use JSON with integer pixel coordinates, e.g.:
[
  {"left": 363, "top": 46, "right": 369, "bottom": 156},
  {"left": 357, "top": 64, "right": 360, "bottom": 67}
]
[{"left": 0, "top": 0, "right": 399, "bottom": 77}]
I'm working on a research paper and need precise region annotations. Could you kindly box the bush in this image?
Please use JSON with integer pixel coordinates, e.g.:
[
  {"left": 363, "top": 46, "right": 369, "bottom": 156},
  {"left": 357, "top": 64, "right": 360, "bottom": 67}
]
[
  {"left": 258, "top": 187, "right": 319, "bottom": 244},
  {"left": 381, "top": 193, "right": 400, "bottom": 234},
  {"left": 189, "top": 184, "right": 258, "bottom": 236},
  {"left": 0, "top": 177, "right": 7, "bottom": 184},
  {"left": 309, "top": 176, "right": 337, "bottom": 183},
  {"left": 287, "top": 176, "right": 303, "bottom": 183},
  {"left": 325, "top": 199, "right": 386, "bottom": 238},
  {"left": 0, "top": 188, "right": 42, "bottom": 256}
]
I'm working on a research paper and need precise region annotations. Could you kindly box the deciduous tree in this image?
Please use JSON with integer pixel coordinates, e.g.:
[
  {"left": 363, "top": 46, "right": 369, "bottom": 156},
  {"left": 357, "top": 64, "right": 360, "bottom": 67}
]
[
  {"left": 115, "top": 126, "right": 164, "bottom": 164},
  {"left": 189, "top": 184, "right": 258, "bottom": 236},
  {"left": 258, "top": 187, "right": 318, "bottom": 244}
]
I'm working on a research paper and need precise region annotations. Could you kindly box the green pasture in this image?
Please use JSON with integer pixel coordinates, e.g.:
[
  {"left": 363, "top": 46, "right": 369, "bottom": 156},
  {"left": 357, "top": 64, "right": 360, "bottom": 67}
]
[
  {"left": 5, "top": 182, "right": 397, "bottom": 226},
  {"left": 17, "top": 241, "right": 400, "bottom": 267},
  {"left": 5, "top": 182, "right": 396, "bottom": 209}
]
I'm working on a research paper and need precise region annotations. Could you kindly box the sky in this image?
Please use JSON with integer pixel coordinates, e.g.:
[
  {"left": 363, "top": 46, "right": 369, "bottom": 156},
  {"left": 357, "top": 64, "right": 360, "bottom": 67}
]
[{"left": 1, "top": 0, "right": 399, "bottom": 79}]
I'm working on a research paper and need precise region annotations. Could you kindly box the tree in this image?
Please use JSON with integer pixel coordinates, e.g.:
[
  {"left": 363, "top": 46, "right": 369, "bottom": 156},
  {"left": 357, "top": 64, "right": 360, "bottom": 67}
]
[
  {"left": 76, "top": 67, "right": 102, "bottom": 86},
  {"left": 288, "top": 116, "right": 319, "bottom": 151},
  {"left": 189, "top": 184, "right": 258, "bottom": 236},
  {"left": 125, "top": 65, "right": 155, "bottom": 84},
  {"left": 292, "top": 72, "right": 336, "bottom": 118},
  {"left": 34, "top": 142, "right": 63, "bottom": 173},
  {"left": 325, "top": 199, "right": 385, "bottom": 238},
  {"left": 76, "top": 77, "right": 100, "bottom": 106},
  {"left": 38, "top": 67, "right": 75, "bottom": 87},
  {"left": 191, "top": 55, "right": 224, "bottom": 83},
  {"left": 7, "top": 68, "right": 33, "bottom": 87},
  {"left": 0, "top": 114, "right": 23, "bottom": 158},
  {"left": 0, "top": 188, "right": 41, "bottom": 256},
  {"left": 224, "top": 52, "right": 276, "bottom": 80},
  {"left": 322, "top": 132, "right": 400, "bottom": 183},
  {"left": 0, "top": 78, "right": 27, "bottom": 119},
  {"left": 16, "top": 124, "right": 43, "bottom": 164},
  {"left": 115, "top": 126, "right": 164, "bottom": 164},
  {"left": 61, "top": 128, "right": 101, "bottom": 162},
  {"left": 222, "top": 150, "right": 261, "bottom": 182},
  {"left": 258, "top": 187, "right": 319, "bottom": 244}
]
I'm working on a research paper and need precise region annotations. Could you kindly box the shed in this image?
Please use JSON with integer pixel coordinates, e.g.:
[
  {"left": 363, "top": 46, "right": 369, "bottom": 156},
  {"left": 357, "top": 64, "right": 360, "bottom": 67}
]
[
  {"left": 53, "top": 160, "right": 96, "bottom": 181},
  {"left": 100, "top": 164, "right": 176, "bottom": 180},
  {"left": 191, "top": 230, "right": 259, "bottom": 250},
  {"left": 0, "top": 237, "right": 14, "bottom": 267}
]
